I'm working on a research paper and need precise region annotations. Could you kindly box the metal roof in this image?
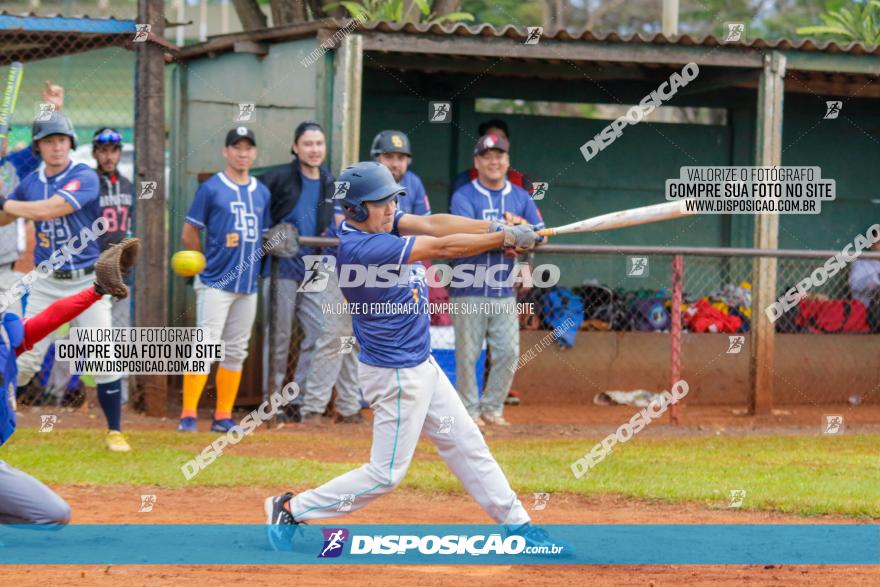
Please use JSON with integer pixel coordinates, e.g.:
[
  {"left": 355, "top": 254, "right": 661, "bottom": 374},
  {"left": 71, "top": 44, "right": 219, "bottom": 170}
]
[
  {"left": 0, "top": 11, "right": 137, "bottom": 66},
  {"left": 175, "top": 18, "right": 880, "bottom": 64},
  {"left": 356, "top": 20, "right": 880, "bottom": 56}
]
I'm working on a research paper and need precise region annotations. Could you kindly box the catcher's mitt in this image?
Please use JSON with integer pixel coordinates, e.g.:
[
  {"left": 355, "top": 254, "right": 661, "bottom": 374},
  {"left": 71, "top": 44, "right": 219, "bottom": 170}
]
[
  {"left": 95, "top": 237, "right": 140, "bottom": 299},
  {"left": 264, "top": 222, "right": 300, "bottom": 258}
]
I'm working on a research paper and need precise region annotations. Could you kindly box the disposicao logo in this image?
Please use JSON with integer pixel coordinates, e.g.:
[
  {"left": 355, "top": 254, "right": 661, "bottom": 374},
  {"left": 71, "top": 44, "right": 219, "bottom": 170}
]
[{"left": 318, "top": 528, "right": 349, "bottom": 558}]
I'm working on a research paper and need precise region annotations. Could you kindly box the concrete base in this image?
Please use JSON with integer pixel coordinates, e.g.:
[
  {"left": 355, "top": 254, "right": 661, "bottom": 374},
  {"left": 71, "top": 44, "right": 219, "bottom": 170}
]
[{"left": 512, "top": 331, "right": 880, "bottom": 405}]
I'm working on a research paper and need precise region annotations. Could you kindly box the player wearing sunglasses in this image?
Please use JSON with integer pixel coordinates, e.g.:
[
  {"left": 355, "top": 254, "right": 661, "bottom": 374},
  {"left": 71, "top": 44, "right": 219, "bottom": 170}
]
[{"left": 91, "top": 127, "right": 135, "bottom": 404}]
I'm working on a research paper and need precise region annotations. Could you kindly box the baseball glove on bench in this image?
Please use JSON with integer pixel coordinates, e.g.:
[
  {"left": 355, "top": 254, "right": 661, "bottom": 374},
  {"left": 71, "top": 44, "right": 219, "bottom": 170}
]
[{"left": 95, "top": 237, "right": 141, "bottom": 299}]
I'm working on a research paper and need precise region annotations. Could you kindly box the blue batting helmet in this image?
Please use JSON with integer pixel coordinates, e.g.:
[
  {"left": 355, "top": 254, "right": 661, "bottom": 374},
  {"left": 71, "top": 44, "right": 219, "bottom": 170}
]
[{"left": 337, "top": 161, "right": 406, "bottom": 222}]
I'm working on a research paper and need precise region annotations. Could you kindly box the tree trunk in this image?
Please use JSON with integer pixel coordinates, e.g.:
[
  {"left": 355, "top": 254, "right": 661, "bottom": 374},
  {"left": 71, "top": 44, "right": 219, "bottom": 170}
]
[
  {"left": 401, "top": 0, "right": 421, "bottom": 23},
  {"left": 270, "top": 0, "right": 306, "bottom": 25},
  {"left": 308, "top": 0, "right": 346, "bottom": 19},
  {"left": 432, "top": 0, "right": 461, "bottom": 17},
  {"left": 231, "top": 0, "right": 267, "bottom": 30},
  {"left": 544, "top": 0, "right": 567, "bottom": 32}
]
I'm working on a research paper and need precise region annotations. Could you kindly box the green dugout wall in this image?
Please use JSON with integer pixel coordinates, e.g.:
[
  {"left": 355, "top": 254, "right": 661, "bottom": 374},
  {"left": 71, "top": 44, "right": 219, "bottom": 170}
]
[{"left": 171, "top": 22, "right": 880, "bottom": 408}]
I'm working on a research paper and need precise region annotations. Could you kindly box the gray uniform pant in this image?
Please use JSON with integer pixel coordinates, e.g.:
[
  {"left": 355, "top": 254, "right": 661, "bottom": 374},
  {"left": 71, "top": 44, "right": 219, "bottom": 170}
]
[
  {"left": 451, "top": 296, "right": 519, "bottom": 418},
  {"left": 262, "top": 278, "right": 322, "bottom": 404},
  {"left": 111, "top": 296, "right": 131, "bottom": 403},
  {"left": 300, "top": 270, "right": 362, "bottom": 418},
  {"left": 0, "top": 460, "right": 71, "bottom": 524},
  {"left": 0, "top": 265, "right": 23, "bottom": 317}
]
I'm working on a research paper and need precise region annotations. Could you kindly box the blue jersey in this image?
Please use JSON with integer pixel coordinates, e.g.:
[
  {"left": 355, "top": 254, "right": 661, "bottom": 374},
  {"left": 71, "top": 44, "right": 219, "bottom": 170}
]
[
  {"left": 185, "top": 172, "right": 270, "bottom": 295},
  {"left": 449, "top": 179, "right": 544, "bottom": 298},
  {"left": 0, "top": 313, "right": 24, "bottom": 446},
  {"left": 0, "top": 146, "right": 40, "bottom": 196},
  {"left": 278, "top": 175, "right": 321, "bottom": 282},
  {"left": 337, "top": 210, "right": 429, "bottom": 368},
  {"left": 398, "top": 171, "right": 431, "bottom": 216},
  {"left": 10, "top": 161, "right": 102, "bottom": 270}
]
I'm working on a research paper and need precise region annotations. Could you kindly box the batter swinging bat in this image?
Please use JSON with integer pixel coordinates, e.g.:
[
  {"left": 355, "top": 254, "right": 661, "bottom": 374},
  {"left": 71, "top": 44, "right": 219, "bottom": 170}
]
[
  {"left": 0, "top": 62, "right": 24, "bottom": 144},
  {"left": 537, "top": 201, "right": 694, "bottom": 237}
]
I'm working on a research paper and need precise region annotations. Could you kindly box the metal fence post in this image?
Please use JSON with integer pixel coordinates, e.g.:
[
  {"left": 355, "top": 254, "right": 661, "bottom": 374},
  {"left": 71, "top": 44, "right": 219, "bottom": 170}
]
[{"left": 670, "top": 254, "right": 683, "bottom": 425}]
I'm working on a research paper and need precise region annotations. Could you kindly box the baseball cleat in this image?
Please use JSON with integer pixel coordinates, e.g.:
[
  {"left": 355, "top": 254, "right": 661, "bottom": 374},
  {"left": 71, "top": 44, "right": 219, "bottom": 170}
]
[
  {"left": 177, "top": 417, "right": 197, "bottom": 432},
  {"left": 299, "top": 412, "right": 323, "bottom": 424},
  {"left": 505, "top": 390, "right": 521, "bottom": 406},
  {"left": 508, "top": 523, "right": 574, "bottom": 557},
  {"left": 481, "top": 413, "right": 511, "bottom": 427},
  {"left": 264, "top": 492, "right": 303, "bottom": 552},
  {"left": 335, "top": 413, "right": 363, "bottom": 424},
  {"left": 211, "top": 418, "right": 240, "bottom": 433},
  {"left": 105, "top": 430, "right": 131, "bottom": 452}
]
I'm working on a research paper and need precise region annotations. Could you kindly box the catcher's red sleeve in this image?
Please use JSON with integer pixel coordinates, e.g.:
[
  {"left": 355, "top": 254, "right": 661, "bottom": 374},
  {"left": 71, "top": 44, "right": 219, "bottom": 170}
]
[{"left": 17, "top": 286, "right": 103, "bottom": 355}]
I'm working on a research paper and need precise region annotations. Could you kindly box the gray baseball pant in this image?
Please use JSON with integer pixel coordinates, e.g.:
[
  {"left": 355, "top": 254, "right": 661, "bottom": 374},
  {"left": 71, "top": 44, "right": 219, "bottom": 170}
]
[
  {"left": 0, "top": 460, "right": 71, "bottom": 524},
  {"left": 451, "top": 296, "right": 519, "bottom": 418},
  {"left": 300, "top": 270, "right": 362, "bottom": 418},
  {"left": 262, "top": 278, "right": 322, "bottom": 404}
]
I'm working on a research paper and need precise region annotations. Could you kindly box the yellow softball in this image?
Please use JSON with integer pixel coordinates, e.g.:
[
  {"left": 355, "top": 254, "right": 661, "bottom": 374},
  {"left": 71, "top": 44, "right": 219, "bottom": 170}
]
[{"left": 171, "top": 250, "right": 206, "bottom": 277}]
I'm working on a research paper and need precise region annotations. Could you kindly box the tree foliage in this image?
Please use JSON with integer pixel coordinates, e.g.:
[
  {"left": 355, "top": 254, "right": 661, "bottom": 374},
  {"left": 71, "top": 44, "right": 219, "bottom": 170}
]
[
  {"left": 796, "top": 0, "right": 880, "bottom": 44},
  {"left": 326, "top": 0, "right": 474, "bottom": 23}
]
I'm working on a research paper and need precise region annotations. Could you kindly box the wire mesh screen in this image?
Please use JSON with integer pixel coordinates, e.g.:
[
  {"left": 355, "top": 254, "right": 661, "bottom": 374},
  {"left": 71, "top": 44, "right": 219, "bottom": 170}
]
[
  {"left": 1, "top": 30, "right": 137, "bottom": 409},
  {"left": 1, "top": 38, "right": 136, "bottom": 194}
]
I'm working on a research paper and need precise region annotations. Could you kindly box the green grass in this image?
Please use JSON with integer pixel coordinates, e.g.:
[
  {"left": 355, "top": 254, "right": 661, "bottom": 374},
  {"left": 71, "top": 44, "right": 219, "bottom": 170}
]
[{"left": 3, "top": 429, "right": 878, "bottom": 518}]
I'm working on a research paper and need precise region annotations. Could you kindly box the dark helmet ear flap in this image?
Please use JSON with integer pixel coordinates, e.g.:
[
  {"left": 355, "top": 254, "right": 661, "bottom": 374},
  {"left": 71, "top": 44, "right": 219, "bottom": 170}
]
[{"left": 342, "top": 202, "right": 369, "bottom": 223}]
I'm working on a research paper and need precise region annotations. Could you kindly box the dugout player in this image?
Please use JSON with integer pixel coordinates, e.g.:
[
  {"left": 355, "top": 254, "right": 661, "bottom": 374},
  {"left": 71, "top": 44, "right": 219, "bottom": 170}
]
[
  {"left": 370, "top": 130, "right": 431, "bottom": 215},
  {"left": 265, "top": 162, "right": 569, "bottom": 555},
  {"left": 449, "top": 135, "right": 544, "bottom": 427},
  {"left": 92, "top": 128, "right": 135, "bottom": 401},
  {"left": 259, "top": 122, "right": 335, "bottom": 421},
  {"left": 448, "top": 118, "right": 534, "bottom": 204},
  {"left": 0, "top": 240, "right": 139, "bottom": 524},
  {"left": 178, "top": 127, "right": 270, "bottom": 433},
  {"left": 0, "top": 112, "right": 131, "bottom": 452}
]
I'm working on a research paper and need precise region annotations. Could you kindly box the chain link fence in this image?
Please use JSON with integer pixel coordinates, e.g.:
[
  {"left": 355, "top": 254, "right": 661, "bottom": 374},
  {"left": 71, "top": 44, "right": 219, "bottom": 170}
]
[
  {"left": 269, "top": 243, "right": 880, "bottom": 413},
  {"left": 1, "top": 38, "right": 135, "bottom": 184},
  {"left": 1, "top": 23, "right": 137, "bottom": 407}
]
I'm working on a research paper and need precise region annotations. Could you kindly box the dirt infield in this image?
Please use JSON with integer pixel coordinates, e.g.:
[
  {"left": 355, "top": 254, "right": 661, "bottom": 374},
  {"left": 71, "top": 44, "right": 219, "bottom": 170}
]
[
  {"left": 15, "top": 401, "right": 880, "bottom": 437},
  {"left": 5, "top": 486, "right": 880, "bottom": 586},
  {"left": 6, "top": 404, "right": 880, "bottom": 585}
]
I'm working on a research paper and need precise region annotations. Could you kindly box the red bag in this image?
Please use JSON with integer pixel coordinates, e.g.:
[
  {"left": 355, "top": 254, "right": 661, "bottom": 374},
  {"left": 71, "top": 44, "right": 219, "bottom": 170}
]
[
  {"left": 425, "top": 261, "right": 452, "bottom": 326},
  {"left": 683, "top": 299, "right": 742, "bottom": 333},
  {"left": 796, "top": 299, "right": 869, "bottom": 333}
]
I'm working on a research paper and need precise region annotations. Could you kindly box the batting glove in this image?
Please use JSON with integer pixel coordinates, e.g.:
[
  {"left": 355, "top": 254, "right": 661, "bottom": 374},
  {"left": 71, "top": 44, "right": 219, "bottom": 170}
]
[{"left": 502, "top": 224, "right": 543, "bottom": 250}]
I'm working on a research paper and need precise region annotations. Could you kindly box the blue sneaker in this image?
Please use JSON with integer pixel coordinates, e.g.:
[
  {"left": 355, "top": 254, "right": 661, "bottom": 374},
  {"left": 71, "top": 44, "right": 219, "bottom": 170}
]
[
  {"left": 211, "top": 418, "right": 240, "bottom": 433},
  {"left": 177, "top": 417, "right": 197, "bottom": 432},
  {"left": 507, "top": 523, "right": 574, "bottom": 558},
  {"left": 264, "top": 492, "right": 305, "bottom": 552}
]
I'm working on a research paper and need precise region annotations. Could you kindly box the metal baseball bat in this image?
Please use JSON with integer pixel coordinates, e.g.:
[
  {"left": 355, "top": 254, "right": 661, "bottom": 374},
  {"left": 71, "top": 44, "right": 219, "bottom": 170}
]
[
  {"left": 537, "top": 201, "right": 694, "bottom": 237},
  {"left": 0, "top": 62, "right": 24, "bottom": 142}
]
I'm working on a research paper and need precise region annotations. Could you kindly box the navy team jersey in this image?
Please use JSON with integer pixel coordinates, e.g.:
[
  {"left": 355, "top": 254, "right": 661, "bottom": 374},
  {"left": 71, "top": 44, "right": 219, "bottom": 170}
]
[
  {"left": 398, "top": 171, "right": 431, "bottom": 216},
  {"left": 449, "top": 179, "right": 544, "bottom": 298},
  {"left": 185, "top": 172, "right": 270, "bottom": 295},
  {"left": 337, "top": 210, "right": 430, "bottom": 368},
  {"left": 9, "top": 161, "right": 102, "bottom": 270}
]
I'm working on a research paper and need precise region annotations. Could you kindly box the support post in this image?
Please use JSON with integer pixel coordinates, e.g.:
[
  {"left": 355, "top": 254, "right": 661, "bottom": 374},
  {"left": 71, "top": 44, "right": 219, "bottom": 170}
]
[
  {"left": 670, "top": 254, "right": 683, "bottom": 425},
  {"left": 330, "top": 34, "right": 363, "bottom": 172},
  {"left": 134, "top": 0, "right": 168, "bottom": 417},
  {"left": 750, "top": 52, "right": 786, "bottom": 415},
  {"left": 662, "top": 0, "right": 679, "bottom": 37}
]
